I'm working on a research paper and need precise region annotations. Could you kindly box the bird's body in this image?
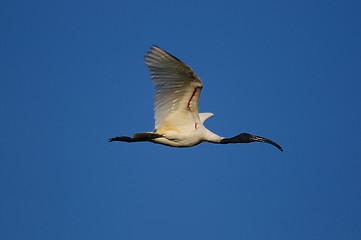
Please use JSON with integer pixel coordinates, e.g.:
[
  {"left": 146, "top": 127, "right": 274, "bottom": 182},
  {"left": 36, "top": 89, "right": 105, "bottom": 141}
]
[
  {"left": 150, "top": 115, "right": 223, "bottom": 147},
  {"left": 110, "top": 46, "right": 283, "bottom": 151}
]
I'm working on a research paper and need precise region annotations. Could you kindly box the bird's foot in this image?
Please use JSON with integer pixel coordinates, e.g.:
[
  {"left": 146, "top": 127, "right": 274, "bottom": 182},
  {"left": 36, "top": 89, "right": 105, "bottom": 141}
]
[{"left": 108, "top": 136, "right": 133, "bottom": 142}]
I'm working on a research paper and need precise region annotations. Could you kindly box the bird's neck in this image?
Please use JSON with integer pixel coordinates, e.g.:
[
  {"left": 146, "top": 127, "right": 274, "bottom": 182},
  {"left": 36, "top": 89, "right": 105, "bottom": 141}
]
[{"left": 202, "top": 128, "right": 223, "bottom": 143}]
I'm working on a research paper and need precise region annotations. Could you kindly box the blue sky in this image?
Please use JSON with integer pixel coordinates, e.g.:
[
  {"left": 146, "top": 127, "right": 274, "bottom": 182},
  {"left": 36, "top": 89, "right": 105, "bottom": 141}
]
[{"left": 1, "top": 0, "right": 361, "bottom": 239}]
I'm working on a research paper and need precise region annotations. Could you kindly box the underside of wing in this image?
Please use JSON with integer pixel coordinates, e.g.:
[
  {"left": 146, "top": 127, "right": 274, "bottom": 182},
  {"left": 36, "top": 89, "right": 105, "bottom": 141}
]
[{"left": 144, "top": 46, "right": 203, "bottom": 130}]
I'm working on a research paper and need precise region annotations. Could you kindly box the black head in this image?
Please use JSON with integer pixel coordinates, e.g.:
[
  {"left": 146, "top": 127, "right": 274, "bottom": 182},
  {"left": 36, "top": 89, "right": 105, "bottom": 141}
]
[{"left": 220, "top": 133, "right": 283, "bottom": 151}]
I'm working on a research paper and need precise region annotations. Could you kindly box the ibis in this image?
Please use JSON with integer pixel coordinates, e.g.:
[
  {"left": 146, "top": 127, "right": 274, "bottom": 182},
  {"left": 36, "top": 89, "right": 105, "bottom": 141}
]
[{"left": 109, "top": 46, "right": 283, "bottom": 151}]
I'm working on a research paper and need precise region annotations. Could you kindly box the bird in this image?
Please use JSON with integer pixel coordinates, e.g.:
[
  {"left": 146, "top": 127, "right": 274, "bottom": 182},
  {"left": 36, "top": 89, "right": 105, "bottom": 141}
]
[{"left": 109, "top": 46, "right": 283, "bottom": 151}]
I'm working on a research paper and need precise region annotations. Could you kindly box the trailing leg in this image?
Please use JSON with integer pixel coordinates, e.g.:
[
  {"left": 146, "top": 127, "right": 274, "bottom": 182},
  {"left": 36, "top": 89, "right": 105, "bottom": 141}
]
[{"left": 109, "top": 132, "right": 162, "bottom": 143}]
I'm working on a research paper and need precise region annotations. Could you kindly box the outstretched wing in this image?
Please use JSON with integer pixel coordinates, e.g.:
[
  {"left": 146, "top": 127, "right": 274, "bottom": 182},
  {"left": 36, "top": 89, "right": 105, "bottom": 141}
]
[{"left": 144, "top": 46, "right": 203, "bottom": 130}]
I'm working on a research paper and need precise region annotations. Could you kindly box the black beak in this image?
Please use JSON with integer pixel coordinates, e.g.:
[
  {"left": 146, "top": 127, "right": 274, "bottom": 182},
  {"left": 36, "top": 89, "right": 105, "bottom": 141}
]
[
  {"left": 220, "top": 133, "right": 283, "bottom": 151},
  {"left": 249, "top": 135, "right": 283, "bottom": 152}
]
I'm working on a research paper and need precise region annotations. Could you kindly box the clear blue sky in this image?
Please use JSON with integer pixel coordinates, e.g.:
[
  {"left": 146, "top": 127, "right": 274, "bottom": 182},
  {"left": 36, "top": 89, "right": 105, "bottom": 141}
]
[{"left": 1, "top": 0, "right": 361, "bottom": 239}]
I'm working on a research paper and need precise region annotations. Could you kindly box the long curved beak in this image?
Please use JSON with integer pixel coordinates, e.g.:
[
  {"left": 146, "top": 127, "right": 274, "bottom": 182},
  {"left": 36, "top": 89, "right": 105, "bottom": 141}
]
[{"left": 250, "top": 135, "right": 283, "bottom": 152}]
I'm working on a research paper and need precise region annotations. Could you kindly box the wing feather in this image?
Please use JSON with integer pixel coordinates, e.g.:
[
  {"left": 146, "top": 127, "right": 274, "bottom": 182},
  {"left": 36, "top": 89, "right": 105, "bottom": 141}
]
[{"left": 144, "top": 46, "right": 203, "bottom": 130}]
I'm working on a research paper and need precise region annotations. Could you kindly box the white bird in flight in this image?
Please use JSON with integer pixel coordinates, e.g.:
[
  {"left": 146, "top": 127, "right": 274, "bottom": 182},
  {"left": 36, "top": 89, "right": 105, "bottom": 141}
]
[{"left": 109, "top": 46, "right": 283, "bottom": 151}]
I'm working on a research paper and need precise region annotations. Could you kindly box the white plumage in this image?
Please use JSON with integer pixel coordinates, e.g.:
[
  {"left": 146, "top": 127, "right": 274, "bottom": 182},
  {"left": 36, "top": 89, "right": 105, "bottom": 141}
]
[
  {"left": 109, "top": 46, "right": 283, "bottom": 151},
  {"left": 145, "top": 46, "right": 203, "bottom": 130}
]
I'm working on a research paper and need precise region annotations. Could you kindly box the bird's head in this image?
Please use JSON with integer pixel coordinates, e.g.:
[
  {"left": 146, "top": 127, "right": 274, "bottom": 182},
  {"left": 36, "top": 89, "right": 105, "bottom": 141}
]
[{"left": 220, "top": 133, "right": 283, "bottom": 151}]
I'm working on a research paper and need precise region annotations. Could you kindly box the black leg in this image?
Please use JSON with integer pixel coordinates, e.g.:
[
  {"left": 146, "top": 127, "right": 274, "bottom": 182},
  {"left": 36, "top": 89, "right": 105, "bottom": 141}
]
[
  {"left": 108, "top": 133, "right": 162, "bottom": 143},
  {"left": 109, "top": 136, "right": 133, "bottom": 142}
]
